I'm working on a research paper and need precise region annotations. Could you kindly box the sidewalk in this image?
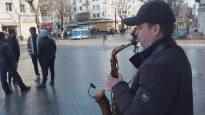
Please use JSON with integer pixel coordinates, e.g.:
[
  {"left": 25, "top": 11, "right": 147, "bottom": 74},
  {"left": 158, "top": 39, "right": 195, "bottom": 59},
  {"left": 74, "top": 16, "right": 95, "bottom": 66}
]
[
  {"left": 54, "top": 38, "right": 205, "bottom": 47},
  {"left": 177, "top": 39, "right": 205, "bottom": 45}
]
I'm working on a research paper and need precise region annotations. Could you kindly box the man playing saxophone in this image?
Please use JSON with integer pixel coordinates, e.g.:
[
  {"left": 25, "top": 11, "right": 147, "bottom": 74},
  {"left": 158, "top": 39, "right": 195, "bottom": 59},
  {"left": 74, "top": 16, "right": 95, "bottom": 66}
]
[{"left": 105, "top": 1, "right": 193, "bottom": 115}]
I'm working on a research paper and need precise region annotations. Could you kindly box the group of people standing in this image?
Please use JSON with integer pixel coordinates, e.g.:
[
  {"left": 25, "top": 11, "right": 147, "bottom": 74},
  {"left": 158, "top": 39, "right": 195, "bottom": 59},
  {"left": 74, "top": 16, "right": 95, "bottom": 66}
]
[
  {"left": 0, "top": 27, "right": 56, "bottom": 95},
  {"left": 28, "top": 27, "right": 56, "bottom": 88}
]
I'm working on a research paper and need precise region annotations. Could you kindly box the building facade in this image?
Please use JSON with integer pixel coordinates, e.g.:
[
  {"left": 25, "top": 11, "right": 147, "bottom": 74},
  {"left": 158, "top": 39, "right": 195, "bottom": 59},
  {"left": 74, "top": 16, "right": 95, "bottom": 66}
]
[
  {"left": 71, "top": 0, "right": 143, "bottom": 21},
  {"left": 197, "top": 0, "right": 205, "bottom": 34},
  {"left": 0, "top": 0, "right": 37, "bottom": 40},
  {"left": 70, "top": 0, "right": 143, "bottom": 31}
]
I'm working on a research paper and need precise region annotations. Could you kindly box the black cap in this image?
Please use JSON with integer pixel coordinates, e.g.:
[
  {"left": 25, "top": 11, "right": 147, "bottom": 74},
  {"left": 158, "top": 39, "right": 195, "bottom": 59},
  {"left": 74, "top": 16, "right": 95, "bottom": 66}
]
[{"left": 123, "top": 1, "right": 176, "bottom": 26}]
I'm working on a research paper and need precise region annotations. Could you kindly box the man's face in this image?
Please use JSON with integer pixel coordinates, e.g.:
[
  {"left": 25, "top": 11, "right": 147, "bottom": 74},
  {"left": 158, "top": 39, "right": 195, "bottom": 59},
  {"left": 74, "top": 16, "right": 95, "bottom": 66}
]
[
  {"left": 134, "top": 23, "right": 159, "bottom": 48},
  {"left": 30, "top": 29, "right": 36, "bottom": 35}
]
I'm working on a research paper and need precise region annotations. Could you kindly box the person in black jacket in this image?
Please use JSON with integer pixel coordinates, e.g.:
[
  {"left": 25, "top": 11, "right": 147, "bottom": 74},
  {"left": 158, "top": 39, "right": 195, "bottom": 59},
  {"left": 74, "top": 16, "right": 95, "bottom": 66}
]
[
  {"left": 105, "top": 1, "right": 193, "bottom": 115},
  {"left": 37, "top": 29, "right": 56, "bottom": 88},
  {"left": 7, "top": 29, "right": 30, "bottom": 92},
  {"left": 7, "top": 29, "right": 20, "bottom": 61},
  {"left": 0, "top": 32, "right": 13, "bottom": 95}
]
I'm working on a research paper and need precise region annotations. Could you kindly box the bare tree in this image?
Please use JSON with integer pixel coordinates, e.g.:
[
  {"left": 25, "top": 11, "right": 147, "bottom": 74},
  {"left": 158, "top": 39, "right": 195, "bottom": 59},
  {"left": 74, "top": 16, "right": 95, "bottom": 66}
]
[
  {"left": 168, "top": 0, "right": 185, "bottom": 16},
  {"left": 51, "top": 0, "right": 72, "bottom": 31},
  {"left": 26, "top": 0, "right": 72, "bottom": 32},
  {"left": 115, "top": 0, "right": 130, "bottom": 32},
  {"left": 116, "top": 0, "right": 129, "bottom": 18},
  {"left": 25, "top": 0, "right": 40, "bottom": 32}
]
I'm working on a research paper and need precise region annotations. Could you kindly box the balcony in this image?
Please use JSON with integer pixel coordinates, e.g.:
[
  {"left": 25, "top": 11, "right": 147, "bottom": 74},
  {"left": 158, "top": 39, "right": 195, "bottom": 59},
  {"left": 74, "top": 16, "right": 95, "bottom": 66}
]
[{"left": 199, "top": 4, "right": 205, "bottom": 12}]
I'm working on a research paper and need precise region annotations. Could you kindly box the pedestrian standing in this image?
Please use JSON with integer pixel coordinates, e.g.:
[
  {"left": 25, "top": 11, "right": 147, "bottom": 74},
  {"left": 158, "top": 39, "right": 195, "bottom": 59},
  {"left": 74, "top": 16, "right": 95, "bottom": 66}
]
[
  {"left": 27, "top": 27, "right": 40, "bottom": 82},
  {"left": 102, "top": 33, "right": 107, "bottom": 47},
  {"left": 37, "top": 29, "right": 56, "bottom": 88}
]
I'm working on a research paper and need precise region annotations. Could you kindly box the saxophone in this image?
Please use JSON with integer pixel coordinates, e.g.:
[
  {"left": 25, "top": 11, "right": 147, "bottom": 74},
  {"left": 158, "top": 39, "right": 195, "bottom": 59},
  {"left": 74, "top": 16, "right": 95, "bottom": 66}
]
[{"left": 88, "top": 40, "right": 137, "bottom": 115}]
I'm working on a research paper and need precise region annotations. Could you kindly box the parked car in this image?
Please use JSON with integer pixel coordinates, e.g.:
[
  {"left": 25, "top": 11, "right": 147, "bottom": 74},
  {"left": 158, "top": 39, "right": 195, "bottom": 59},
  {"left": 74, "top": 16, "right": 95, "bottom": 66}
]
[
  {"left": 70, "top": 26, "right": 91, "bottom": 40},
  {"left": 63, "top": 28, "right": 72, "bottom": 39},
  {"left": 173, "top": 29, "right": 188, "bottom": 39}
]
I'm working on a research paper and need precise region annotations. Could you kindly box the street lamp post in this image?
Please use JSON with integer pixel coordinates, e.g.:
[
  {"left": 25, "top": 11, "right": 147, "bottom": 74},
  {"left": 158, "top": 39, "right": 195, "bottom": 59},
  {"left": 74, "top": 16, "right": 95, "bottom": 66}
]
[
  {"left": 115, "top": 7, "right": 117, "bottom": 32},
  {"left": 17, "top": 0, "right": 22, "bottom": 39}
]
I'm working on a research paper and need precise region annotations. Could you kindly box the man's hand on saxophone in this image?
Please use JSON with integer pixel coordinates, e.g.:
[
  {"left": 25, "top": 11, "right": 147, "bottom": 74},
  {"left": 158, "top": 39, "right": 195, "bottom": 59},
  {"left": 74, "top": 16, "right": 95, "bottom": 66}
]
[{"left": 105, "top": 73, "right": 123, "bottom": 91}]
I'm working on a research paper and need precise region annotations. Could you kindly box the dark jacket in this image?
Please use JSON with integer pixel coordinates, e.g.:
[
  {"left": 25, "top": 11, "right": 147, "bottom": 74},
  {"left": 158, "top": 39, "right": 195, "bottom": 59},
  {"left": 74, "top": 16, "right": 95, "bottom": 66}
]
[
  {"left": 112, "top": 37, "right": 193, "bottom": 115},
  {"left": 7, "top": 36, "right": 20, "bottom": 62},
  {"left": 38, "top": 36, "right": 56, "bottom": 65},
  {"left": 0, "top": 41, "right": 16, "bottom": 72},
  {"left": 27, "top": 34, "right": 38, "bottom": 56}
]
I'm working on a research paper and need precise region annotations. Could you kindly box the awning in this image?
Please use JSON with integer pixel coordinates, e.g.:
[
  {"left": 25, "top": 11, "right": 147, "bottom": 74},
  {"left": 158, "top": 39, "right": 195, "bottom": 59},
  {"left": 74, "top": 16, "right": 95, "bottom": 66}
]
[{"left": 0, "top": 19, "right": 17, "bottom": 26}]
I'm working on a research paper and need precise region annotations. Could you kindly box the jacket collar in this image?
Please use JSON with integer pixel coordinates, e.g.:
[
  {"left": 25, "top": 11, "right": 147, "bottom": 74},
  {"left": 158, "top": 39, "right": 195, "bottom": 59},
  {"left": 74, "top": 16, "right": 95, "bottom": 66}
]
[
  {"left": 31, "top": 34, "right": 38, "bottom": 39},
  {"left": 129, "top": 36, "right": 176, "bottom": 69}
]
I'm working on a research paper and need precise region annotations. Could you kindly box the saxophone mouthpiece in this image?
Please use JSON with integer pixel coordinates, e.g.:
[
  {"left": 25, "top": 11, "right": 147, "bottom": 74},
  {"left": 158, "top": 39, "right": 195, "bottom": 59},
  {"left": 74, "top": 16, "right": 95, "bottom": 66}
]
[
  {"left": 88, "top": 83, "right": 97, "bottom": 99},
  {"left": 90, "top": 83, "right": 96, "bottom": 89}
]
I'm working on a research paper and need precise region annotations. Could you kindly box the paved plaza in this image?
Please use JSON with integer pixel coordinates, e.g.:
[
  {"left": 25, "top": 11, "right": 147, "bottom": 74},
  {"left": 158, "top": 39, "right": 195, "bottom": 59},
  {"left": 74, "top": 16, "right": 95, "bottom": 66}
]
[{"left": 0, "top": 35, "right": 205, "bottom": 115}]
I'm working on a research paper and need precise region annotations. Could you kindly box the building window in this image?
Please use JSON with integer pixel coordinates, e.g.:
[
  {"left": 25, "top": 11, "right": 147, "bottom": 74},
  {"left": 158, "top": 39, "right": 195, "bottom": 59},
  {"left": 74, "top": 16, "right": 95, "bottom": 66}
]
[
  {"left": 102, "top": 12, "right": 105, "bottom": 16},
  {"left": 80, "top": 6, "right": 82, "bottom": 11},
  {"left": 96, "top": 5, "right": 100, "bottom": 10},
  {"left": 74, "top": 7, "right": 77, "bottom": 11},
  {"left": 96, "top": 13, "right": 100, "bottom": 17},
  {"left": 93, "top": 5, "right": 95, "bottom": 10},
  {"left": 93, "top": 14, "right": 96, "bottom": 18},
  {"left": 5, "top": 2, "right": 12, "bottom": 12},
  {"left": 20, "top": 4, "right": 26, "bottom": 13},
  {"left": 73, "top": 1, "right": 76, "bottom": 5}
]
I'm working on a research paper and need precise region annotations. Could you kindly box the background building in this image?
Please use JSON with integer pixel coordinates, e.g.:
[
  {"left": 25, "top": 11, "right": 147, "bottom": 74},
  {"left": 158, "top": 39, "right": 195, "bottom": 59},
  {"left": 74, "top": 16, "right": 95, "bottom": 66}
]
[
  {"left": 70, "top": 0, "right": 143, "bottom": 32},
  {"left": 197, "top": 0, "right": 205, "bottom": 34},
  {"left": 0, "top": 0, "right": 37, "bottom": 40}
]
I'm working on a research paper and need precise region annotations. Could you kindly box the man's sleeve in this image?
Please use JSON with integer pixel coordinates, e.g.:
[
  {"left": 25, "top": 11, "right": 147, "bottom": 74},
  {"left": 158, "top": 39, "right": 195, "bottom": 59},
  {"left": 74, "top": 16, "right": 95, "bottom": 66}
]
[
  {"left": 53, "top": 39, "right": 57, "bottom": 53},
  {"left": 37, "top": 39, "right": 42, "bottom": 56},
  {"left": 16, "top": 39, "right": 20, "bottom": 61},
  {"left": 27, "top": 38, "right": 32, "bottom": 53},
  {"left": 4, "top": 45, "right": 16, "bottom": 72},
  {"left": 112, "top": 64, "right": 179, "bottom": 115},
  {"left": 51, "top": 39, "right": 56, "bottom": 55}
]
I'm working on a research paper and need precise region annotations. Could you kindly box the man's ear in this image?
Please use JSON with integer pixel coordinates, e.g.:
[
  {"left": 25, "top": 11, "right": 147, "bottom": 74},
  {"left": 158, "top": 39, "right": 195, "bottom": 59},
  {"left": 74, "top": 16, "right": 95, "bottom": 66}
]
[{"left": 152, "top": 24, "right": 160, "bottom": 35}]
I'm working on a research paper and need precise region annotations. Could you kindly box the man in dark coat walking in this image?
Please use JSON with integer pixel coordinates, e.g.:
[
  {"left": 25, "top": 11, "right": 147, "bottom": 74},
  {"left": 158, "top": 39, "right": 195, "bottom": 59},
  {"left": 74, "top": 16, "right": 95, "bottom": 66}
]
[
  {"left": 37, "top": 29, "right": 56, "bottom": 88},
  {"left": 0, "top": 32, "right": 13, "bottom": 95},
  {"left": 105, "top": 1, "right": 193, "bottom": 115},
  {"left": 7, "top": 29, "right": 20, "bottom": 62},
  {"left": 7, "top": 29, "right": 30, "bottom": 92}
]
